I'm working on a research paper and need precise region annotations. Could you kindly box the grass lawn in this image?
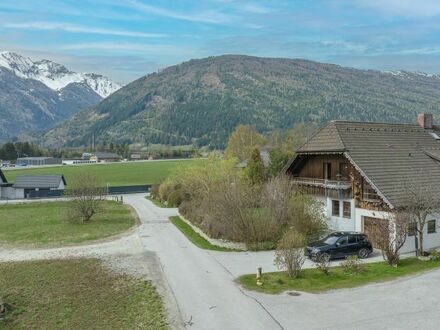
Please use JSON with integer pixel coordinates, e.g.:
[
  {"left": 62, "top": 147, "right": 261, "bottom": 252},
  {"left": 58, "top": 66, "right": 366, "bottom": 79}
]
[
  {"left": 0, "top": 201, "right": 137, "bottom": 247},
  {"left": 169, "top": 216, "right": 241, "bottom": 252},
  {"left": 3, "top": 159, "right": 204, "bottom": 186},
  {"left": 0, "top": 259, "right": 168, "bottom": 329},
  {"left": 238, "top": 257, "right": 440, "bottom": 294}
]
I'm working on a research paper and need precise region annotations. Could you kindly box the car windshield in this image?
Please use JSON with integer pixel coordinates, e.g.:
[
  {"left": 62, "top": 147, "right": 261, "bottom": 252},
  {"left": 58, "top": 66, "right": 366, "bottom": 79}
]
[{"left": 322, "top": 235, "right": 340, "bottom": 245}]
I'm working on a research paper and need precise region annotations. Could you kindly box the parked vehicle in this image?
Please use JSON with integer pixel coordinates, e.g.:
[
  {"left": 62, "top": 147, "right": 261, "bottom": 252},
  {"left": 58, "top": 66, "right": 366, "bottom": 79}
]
[{"left": 307, "top": 232, "right": 373, "bottom": 260}]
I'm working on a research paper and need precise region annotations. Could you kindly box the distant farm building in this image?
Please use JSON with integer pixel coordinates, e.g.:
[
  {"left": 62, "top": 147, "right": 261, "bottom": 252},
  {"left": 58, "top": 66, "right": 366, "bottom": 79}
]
[
  {"left": 16, "top": 157, "right": 62, "bottom": 166},
  {"left": 88, "top": 152, "right": 122, "bottom": 163},
  {"left": 0, "top": 170, "right": 66, "bottom": 199}
]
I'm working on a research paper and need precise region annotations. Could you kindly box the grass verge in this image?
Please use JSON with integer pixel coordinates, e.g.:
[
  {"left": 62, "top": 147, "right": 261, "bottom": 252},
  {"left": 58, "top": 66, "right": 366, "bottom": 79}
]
[
  {"left": 0, "top": 201, "right": 136, "bottom": 247},
  {"left": 169, "top": 216, "right": 241, "bottom": 252},
  {"left": 238, "top": 257, "right": 440, "bottom": 294},
  {"left": 0, "top": 259, "right": 168, "bottom": 329},
  {"left": 146, "top": 196, "right": 174, "bottom": 208}
]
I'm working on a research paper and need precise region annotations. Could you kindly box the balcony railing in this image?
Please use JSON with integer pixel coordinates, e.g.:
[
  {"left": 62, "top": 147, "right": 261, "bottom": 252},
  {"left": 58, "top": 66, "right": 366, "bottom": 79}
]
[{"left": 292, "top": 177, "right": 351, "bottom": 190}]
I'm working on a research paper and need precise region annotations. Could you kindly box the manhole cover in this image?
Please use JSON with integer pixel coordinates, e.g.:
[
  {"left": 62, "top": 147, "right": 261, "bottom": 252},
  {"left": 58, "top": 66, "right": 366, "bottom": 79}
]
[{"left": 287, "top": 291, "right": 301, "bottom": 296}]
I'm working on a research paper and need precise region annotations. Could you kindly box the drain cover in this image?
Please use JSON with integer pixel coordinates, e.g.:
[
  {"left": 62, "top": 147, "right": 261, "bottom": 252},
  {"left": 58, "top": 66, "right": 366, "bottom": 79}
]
[{"left": 287, "top": 291, "right": 301, "bottom": 296}]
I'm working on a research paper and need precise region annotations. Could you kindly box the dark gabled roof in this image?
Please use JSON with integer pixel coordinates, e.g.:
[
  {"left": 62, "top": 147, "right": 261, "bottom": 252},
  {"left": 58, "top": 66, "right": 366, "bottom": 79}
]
[
  {"left": 0, "top": 169, "right": 7, "bottom": 183},
  {"left": 297, "top": 121, "right": 345, "bottom": 153},
  {"left": 13, "top": 175, "right": 66, "bottom": 189},
  {"left": 287, "top": 120, "right": 440, "bottom": 208}
]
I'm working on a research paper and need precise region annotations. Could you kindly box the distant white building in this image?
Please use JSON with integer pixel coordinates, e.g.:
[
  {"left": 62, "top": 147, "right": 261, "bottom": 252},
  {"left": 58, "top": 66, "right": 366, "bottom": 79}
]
[{"left": 16, "top": 157, "right": 62, "bottom": 166}]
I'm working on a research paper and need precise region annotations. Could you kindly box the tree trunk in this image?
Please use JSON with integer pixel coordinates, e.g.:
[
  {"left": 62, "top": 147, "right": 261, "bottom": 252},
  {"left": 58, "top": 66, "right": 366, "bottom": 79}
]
[{"left": 419, "top": 231, "right": 424, "bottom": 256}]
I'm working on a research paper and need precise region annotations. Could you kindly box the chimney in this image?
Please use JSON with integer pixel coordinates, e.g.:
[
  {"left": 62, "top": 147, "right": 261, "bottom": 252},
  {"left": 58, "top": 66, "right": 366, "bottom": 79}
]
[{"left": 417, "top": 113, "right": 433, "bottom": 129}]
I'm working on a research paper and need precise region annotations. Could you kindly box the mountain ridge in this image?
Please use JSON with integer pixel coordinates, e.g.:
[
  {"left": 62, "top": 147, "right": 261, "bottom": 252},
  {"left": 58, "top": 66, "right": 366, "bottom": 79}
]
[
  {"left": 0, "top": 51, "right": 121, "bottom": 98},
  {"left": 39, "top": 54, "right": 440, "bottom": 148}
]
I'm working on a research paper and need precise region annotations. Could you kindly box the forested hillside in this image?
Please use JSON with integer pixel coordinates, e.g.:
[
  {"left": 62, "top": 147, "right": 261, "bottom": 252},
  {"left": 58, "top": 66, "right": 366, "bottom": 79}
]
[{"left": 42, "top": 55, "right": 440, "bottom": 149}]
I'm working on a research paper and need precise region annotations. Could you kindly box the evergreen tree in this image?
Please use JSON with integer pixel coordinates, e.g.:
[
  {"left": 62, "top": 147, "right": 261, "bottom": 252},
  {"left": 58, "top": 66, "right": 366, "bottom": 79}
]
[{"left": 244, "top": 148, "right": 267, "bottom": 185}]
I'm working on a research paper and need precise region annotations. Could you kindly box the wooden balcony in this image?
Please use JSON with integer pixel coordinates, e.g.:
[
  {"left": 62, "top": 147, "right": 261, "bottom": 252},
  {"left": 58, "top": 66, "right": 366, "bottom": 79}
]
[{"left": 291, "top": 177, "right": 352, "bottom": 190}]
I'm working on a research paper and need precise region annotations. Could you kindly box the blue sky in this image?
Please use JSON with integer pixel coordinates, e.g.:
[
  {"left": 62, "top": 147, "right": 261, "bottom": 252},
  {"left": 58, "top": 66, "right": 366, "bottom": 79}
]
[{"left": 2, "top": 0, "right": 440, "bottom": 84}]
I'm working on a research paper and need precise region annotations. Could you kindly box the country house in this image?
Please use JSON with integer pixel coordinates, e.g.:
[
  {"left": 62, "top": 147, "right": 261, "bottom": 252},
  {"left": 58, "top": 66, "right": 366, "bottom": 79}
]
[{"left": 285, "top": 113, "right": 440, "bottom": 253}]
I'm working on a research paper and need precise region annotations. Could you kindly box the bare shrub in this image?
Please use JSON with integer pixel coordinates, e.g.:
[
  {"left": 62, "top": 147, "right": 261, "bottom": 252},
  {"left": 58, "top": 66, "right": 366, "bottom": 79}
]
[
  {"left": 368, "top": 211, "right": 410, "bottom": 266},
  {"left": 159, "top": 180, "right": 174, "bottom": 203},
  {"left": 288, "top": 194, "right": 328, "bottom": 242},
  {"left": 261, "top": 175, "right": 296, "bottom": 225},
  {"left": 67, "top": 172, "right": 106, "bottom": 222},
  {"left": 274, "top": 229, "right": 306, "bottom": 278},
  {"left": 341, "top": 256, "right": 364, "bottom": 275},
  {"left": 167, "top": 189, "right": 183, "bottom": 207},
  {"left": 149, "top": 184, "right": 160, "bottom": 199},
  {"left": 314, "top": 254, "right": 331, "bottom": 275}
]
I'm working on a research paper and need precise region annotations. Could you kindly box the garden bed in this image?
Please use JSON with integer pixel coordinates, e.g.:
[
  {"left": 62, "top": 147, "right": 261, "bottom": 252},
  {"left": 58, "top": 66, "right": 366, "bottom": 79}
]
[{"left": 238, "top": 257, "right": 440, "bottom": 294}]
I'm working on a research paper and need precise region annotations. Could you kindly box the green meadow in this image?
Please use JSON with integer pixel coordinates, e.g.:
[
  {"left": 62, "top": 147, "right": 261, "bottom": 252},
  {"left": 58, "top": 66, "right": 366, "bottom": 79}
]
[{"left": 3, "top": 159, "right": 203, "bottom": 186}]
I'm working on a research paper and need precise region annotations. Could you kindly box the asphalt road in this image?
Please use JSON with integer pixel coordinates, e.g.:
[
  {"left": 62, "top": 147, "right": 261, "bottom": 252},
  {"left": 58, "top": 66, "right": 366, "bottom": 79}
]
[{"left": 125, "top": 194, "right": 440, "bottom": 330}]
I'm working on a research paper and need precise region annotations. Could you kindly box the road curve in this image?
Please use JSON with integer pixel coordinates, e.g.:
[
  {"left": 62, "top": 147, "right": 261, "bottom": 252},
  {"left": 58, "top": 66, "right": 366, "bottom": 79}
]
[{"left": 125, "top": 194, "right": 283, "bottom": 330}]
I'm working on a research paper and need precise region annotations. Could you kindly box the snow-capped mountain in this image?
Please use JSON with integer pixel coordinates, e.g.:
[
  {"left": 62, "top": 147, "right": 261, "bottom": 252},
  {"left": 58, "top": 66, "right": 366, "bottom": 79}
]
[
  {"left": 0, "top": 51, "right": 123, "bottom": 142},
  {"left": 0, "top": 51, "right": 120, "bottom": 97}
]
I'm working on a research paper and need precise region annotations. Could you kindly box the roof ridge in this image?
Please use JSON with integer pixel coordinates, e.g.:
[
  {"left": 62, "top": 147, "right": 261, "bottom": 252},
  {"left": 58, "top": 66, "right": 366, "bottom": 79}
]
[
  {"left": 332, "top": 121, "right": 346, "bottom": 149},
  {"left": 332, "top": 120, "right": 421, "bottom": 127}
]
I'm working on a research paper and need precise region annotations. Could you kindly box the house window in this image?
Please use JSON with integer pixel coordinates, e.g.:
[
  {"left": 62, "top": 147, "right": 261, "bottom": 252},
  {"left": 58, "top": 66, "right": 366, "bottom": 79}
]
[
  {"left": 428, "top": 220, "right": 436, "bottom": 234},
  {"left": 332, "top": 200, "right": 340, "bottom": 217},
  {"left": 343, "top": 201, "right": 351, "bottom": 218},
  {"left": 362, "top": 179, "right": 379, "bottom": 201},
  {"left": 339, "top": 162, "right": 349, "bottom": 180},
  {"left": 408, "top": 223, "right": 417, "bottom": 236},
  {"left": 323, "top": 162, "right": 331, "bottom": 180}
]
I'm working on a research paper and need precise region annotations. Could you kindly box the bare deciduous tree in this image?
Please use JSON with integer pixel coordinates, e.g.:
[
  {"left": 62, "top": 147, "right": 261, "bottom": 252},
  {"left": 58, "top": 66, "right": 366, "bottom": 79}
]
[
  {"left": 67, "top": 172, "right": 106, "bottom": 222},
  {"left": 274, "top": 229, "right": 306, "bottom": 278},
  {"left": 368, "top": 211, "right": 410, "bottom": 266},
  {"left": 403, "top": 180, "right": 440, "bottom": 256}
]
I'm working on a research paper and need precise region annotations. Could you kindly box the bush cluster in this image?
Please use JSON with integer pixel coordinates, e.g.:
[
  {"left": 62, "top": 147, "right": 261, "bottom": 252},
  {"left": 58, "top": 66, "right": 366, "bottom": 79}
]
[
  {"left": 341, "top": 256, "right": 364, "bottom": 275},
  {"left": 157, "top": 160, "right": 328, "bottom": 248}
]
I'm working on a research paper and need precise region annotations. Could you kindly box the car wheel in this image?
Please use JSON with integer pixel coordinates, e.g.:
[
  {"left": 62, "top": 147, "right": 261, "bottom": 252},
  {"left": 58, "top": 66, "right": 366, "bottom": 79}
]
[{"left": 358, "top": 248, "right": 369, "bottom": 259}]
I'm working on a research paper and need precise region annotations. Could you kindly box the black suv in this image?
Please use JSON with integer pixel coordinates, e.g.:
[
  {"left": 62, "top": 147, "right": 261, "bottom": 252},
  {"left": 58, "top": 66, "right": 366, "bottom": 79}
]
[{"left": 307, "top": 232, "right": 373, "bottom": 260}]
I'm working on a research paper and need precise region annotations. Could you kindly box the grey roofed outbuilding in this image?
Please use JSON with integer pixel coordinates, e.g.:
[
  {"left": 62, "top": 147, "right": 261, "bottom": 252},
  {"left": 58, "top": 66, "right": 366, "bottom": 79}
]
[
  {"left": 13, "top": 175, "right": 66, "bottom": 189},
  {"left": 285, "top": 120, "right": 440, "bottom": 209}
]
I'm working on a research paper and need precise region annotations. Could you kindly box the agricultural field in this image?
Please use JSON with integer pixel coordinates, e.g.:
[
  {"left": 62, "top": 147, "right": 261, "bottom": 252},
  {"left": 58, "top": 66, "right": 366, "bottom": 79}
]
[{"left": 3, "top": 159, "right": 204, "bottom": 186}]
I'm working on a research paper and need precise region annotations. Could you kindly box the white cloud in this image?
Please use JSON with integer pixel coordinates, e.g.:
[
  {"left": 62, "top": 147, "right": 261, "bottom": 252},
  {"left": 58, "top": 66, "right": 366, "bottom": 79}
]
[
  {"left": 61, "top": 42, "right": 197, "bottom": 56},
  {"left": 241, "top": 3, "right": 271, "bottom": 14},
  {"left": 356, "top": 0, "right": 440, "bottom": 18},
  {"left": 126, "top": 0, "right": 232, "bottom": 24},
  {"left": 2, "top": 22, "right": 166, "bottom": 38},
  {"left": 321, "top": 40, "right": 368, "bottom": 53}
]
